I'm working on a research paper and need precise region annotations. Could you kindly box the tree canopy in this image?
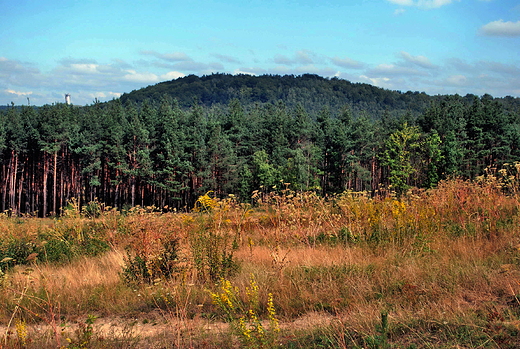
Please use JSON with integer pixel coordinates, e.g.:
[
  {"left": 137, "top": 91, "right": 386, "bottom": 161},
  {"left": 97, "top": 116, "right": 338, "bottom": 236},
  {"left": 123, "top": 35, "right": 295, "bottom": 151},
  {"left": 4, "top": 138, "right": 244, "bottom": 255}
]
[{"left": 1, "top": 74, "right": 520, "bottom": 215}]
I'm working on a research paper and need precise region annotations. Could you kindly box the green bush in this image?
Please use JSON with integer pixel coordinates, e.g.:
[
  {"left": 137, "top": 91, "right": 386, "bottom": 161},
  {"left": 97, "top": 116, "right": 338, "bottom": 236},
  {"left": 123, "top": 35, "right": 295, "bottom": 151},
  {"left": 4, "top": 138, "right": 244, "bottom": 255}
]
[
  {"left": 41, "top": 238, "right": 74, "bottom": 263},
  {"left": 121, "top": 238, "right": 180, "bottom": 284},
  {"left": 0, "top": 238, "right": 38, "bottom": 269}
]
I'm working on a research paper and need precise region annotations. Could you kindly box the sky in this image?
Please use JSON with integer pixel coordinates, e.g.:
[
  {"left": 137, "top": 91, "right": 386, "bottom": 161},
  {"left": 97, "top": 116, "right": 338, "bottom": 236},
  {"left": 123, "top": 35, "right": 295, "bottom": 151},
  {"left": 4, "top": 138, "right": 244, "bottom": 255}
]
[{"left": 1, "top": 0, "right": 519, "bottom": 106}]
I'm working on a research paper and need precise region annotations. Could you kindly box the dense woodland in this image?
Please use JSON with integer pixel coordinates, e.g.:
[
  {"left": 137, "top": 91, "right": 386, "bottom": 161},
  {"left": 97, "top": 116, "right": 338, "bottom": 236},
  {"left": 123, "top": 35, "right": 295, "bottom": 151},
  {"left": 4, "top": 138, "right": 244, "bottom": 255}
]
[{"left": 1, "top": 74, "right": 520, "bottom": 216}]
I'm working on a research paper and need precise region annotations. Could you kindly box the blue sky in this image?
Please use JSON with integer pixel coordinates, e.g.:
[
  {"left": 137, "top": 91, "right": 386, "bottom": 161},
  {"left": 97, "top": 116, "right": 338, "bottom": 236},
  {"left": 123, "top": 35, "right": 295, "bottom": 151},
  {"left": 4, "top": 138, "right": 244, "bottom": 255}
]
[{"left": 1, "top": 0, "right": 519, "bottom": 105}]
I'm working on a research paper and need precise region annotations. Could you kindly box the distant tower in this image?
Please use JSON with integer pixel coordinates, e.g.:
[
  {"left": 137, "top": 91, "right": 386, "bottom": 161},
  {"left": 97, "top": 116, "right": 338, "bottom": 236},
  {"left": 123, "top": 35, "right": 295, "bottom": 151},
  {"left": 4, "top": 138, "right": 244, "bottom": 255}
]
[{"left": 65, "top": 94, "right": 71, "bottom": 105}]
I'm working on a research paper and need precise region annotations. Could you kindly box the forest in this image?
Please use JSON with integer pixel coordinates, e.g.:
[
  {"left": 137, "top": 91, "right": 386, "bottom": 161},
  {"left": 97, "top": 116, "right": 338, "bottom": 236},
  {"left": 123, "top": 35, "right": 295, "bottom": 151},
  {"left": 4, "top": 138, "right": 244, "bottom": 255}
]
[{"left": 1, "top": 73, "right": 520, "bottom": 216}]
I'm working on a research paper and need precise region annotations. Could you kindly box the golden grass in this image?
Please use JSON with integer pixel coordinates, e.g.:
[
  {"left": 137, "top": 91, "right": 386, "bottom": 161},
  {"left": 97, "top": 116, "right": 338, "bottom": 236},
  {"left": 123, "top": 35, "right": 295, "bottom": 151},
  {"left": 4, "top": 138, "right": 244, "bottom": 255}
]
[{"left": 1, "top": 179, "right": 520, "bottom": 347}]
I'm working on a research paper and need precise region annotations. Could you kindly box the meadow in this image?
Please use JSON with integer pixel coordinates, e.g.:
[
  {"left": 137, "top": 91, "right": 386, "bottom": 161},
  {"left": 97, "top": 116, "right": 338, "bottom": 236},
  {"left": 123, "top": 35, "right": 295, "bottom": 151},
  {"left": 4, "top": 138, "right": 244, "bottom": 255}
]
[{"left": 1, "top": 177, "right": 520, "bottom": 348}]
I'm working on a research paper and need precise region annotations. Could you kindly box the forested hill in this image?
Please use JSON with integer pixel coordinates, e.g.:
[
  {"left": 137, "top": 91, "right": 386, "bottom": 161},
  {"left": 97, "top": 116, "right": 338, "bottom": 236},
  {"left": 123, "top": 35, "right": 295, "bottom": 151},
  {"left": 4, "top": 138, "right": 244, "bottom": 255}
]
[
  {"left": 119, "top": 73, "right": 439, "bottom": 118},
  {"left": 1, "top": 73, "right": 520, "bottom": 216}
]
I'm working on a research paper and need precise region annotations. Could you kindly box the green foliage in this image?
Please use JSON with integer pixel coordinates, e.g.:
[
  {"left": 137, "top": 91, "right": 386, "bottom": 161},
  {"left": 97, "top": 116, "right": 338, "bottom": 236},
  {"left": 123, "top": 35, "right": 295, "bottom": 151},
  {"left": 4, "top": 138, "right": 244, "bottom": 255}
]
[
  {"left": 189, "top": 224, "right": 239, "bottom": 281},
  {"left": 65, "top": 314, "right": 98, "bottom": 349},
  {"left": 121, "top": 238, "right": 179, "bottom": 284},
  {"left": 381, "top": 124, "right": 421, "bottom": 196},
  {"left": 1, "top": 75, "right": 520, "bottom": 216},
  {"left": 120, "top": 73, "right": 434, "bottom": 118},
  {"left": 41, "top": 238, "right": 74, "bottom": 263},
  {"left": 364, "top": 312, "right": 390, "bottom": 349},
  {"left": 423, "top": 130, "right": 443, "bottom": 188},
  {"left": 210, "top": 275, "right": 280, "bottom": 348},
  {"left": 252, "top": 150, "right": 280, "bottom": 191},
  {"left": 0, "top": 216, "right": 110, "bottom": 270},
  {"left": 307, "top": 227, "right": 359, "bottom": 246},
  {"left": 81, "top": 200, "right": 103, "bottom": 218},
  {"left": 0, "top": 238, "right": 38, "bottom": 269}
]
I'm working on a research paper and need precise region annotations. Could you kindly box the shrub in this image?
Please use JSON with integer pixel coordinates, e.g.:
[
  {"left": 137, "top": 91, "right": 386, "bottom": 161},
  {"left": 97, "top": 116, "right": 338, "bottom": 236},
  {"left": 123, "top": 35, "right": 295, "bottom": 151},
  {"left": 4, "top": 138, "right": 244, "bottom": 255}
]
[
  {"left": 210, "top": 275, "right": 280, "bottom": 348},
  {"left": 121, "top": 238, "right": 180, "bottom": 284}
]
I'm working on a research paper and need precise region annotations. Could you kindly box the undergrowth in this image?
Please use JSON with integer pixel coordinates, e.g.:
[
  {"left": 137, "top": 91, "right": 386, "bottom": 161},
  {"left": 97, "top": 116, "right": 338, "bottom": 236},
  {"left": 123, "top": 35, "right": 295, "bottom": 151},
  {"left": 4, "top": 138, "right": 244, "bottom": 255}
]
[{"left": 0, "top": 179, "right": 519, "bottom": 348}]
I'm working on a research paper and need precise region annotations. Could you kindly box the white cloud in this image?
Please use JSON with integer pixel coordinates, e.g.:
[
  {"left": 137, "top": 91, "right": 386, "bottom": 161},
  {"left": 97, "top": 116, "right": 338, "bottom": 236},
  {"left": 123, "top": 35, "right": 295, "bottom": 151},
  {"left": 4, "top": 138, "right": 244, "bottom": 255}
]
[
  {"left": 235, "top": 67, "right": 267, "bottom": 75},
  {"left": 369, "top": 63, "right": 427, "bottom": 76},
  {"left": 480, "top": 61, "right": 520, "bottom": 75},
  {"left": 445, "top": 75, "right": 468, "bottom": 86},
  {"left": 295, "top": 50, "right": 315, "bottom": 64},
  {"left": 358, "top": 75, "right": 394, "bottom": 89},
  {"left": 233, "top": 69, "right": 257, "bottom": 76},
  {"left": 446, "top": 57, "right": 474, "bottom": 72},
  {"left": 140, "top": 50, "right": 192, "bottom": 62},
  {"left": 213, "top": 53, "right": 241, "bottom": 64},
  {"left": 387, "top": 0, "right": 455, "bottom": 9},
  {"left": 294, "top": 65, "right": 337, "bottom": 76},
  {"left": 272, "top": 50, "right": 320, "bottom": 66},
  {"left": 330, "top": 56, "right": 365, "bottom": 69},
  {"left": 69, "top": 63, "right": 101, "bottom": 75},
  {"left": 5, "top": 89, "right": 33, "bottom": 96},
  {"left": 480, "top": 20, "right": 520, "bottom": 37},
  {"left": 419, "top": 0, "right": 454, "bottom": 8},
  {"left": 160, "top": 71, "right": 185, "bottom": 80},
  {"left": 387, "top": 0, "right": 414, "bottom": 5},
  {"left": 172, "top": 61, "right": 224, "bottom": 72},
  {"left": 0, "top": 57, "right": 42, "bottom": 87},
  {"left": 122, "top": 70, "right": 160, "bottom": 83},
  {"left": 86, "top": 91, "right": 122, "bottom": 99},
  {"left": 430, "top": 58, "right": 520, "bottom": 96},
  {"left": 394, "top": 9, "right": 406, "bottom": 15},
  {"left": 446, "top": 59, "right": 520, "bottom": 76},
  {"left": 267, "top": 65, "right": 337, "bottom": 77},
  {"left": 400, "top": 51, "right": 437, "bottom": 69},
  {"left": 273, "top": 54, "right": 294, "bottom": 65},
  {"left": 0, "top": 55, "right": 216, "bottom": 105}
]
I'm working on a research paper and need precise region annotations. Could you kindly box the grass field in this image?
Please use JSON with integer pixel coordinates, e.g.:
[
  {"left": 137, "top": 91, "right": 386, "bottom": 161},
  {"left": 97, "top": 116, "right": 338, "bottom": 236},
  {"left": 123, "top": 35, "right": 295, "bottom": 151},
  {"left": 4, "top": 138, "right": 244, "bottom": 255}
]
[{"left": 1, "top": 178, "right": 520, "bottom": 348}]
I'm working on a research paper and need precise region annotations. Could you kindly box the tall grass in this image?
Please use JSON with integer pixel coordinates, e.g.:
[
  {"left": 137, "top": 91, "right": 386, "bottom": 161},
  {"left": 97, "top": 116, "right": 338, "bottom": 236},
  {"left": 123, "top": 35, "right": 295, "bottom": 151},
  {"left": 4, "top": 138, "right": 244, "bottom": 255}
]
[{"left": 1, "top": 179, "right": 520, "bottom": 348}]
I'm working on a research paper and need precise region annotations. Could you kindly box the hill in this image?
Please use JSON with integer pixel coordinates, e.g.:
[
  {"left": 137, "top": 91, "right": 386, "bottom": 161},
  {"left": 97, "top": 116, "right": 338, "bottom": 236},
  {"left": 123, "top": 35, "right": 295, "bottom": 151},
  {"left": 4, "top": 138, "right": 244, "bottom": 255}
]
[
  {"left": 118, "top": 73, "right": 441, "bottom": 118},
  {"left": 118, "top": 73, "right": 520, "bottom": 119},
  {"left": 0, "top": 73, "right": 520, "bottom": 216}
]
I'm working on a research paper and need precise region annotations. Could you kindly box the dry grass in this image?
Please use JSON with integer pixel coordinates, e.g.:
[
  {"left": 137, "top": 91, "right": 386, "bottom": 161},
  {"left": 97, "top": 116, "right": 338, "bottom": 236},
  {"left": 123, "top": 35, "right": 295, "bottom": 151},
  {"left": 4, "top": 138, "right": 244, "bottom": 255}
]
[{"left": 1, "top": 179, "right": 520, "bottom": 348}]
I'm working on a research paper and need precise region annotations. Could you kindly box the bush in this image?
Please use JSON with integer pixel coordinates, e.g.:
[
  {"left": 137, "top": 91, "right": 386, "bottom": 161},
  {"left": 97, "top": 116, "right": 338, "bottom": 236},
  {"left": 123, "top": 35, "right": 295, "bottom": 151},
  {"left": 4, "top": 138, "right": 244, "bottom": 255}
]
[
  {"left": 121, "top": 238, "right": 180, "bottom": 284},
  {"left": 0, "top": 238, "right": 38, "bottom": 269}
]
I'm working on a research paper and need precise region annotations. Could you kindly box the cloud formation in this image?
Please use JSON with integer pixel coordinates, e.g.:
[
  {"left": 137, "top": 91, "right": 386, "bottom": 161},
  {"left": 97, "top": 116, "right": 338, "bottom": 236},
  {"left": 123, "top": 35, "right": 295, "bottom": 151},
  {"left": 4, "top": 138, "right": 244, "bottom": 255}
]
[
  {"left": 0, "top": 56, "right": 189, "bottom": 105},
  {"left": 0, "top": 57, "right": 42, "bottom": 87},
  {"left": 368, "top": 63, "right": 428, "bottom": 77},
  {"left": 387, "top": 0, "right": 455, "bottom": 9},
  {"left": 234, "top": 67, "right": 267, "bottom": 76},
  {"left": 330, "top": 56, "right": 365, "bottom": 69},
  {"left": 140, "top": 51, "right": 192, "bottom": 62},
  {"left": 213, "top": 54, "right": 241, "bottom": 64},
  {"left": 480, "top": 20, "right": 520, "bottom": 37},
  {"left": 273, "top": 54, "right": 294, "bottom": 65},
  {"left": 400, "top": 51, "right": 437, "bottom": 69},
  {"left": 139, "top": 51, "right": 224, "bottom": 73},
  {"left": 272, "top": 50, "right": 319, "bottom": 66},
  {"left": 5, "top": 89, "right": 33, "bottom": 96},
  {"left": 1, "top": 44, "right": 519, "bottom": 106}
]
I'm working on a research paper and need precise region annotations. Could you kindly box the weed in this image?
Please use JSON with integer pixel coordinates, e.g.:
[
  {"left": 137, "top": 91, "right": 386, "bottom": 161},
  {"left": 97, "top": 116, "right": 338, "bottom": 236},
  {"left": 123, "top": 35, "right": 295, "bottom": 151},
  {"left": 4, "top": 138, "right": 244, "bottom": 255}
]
[
  {"left": 64, "top": 314, "right": 98, "bottom": 349},
  {"left": 121, "top": 238, "right": 180, "bottom": 284},
  {"left": 189, "top": 221, "right": 239, "bottom": 282},
  {"left": 193, "top": 191, "right": 219, "bottom": 213},
  {"left": 210, "top": 275, "right": 280, "bottom": 348},
  {"left": 0, "top": 179, "right": 518, "bottom": 347},
  {"left": 364, "top": 312, "right": 390, "bottom": 349},
  {"left": 15, "top": 318, "right": 28, "bottom": 347},
  {"left": 81, "top": 200, "right": 104, "bottom": 218}
]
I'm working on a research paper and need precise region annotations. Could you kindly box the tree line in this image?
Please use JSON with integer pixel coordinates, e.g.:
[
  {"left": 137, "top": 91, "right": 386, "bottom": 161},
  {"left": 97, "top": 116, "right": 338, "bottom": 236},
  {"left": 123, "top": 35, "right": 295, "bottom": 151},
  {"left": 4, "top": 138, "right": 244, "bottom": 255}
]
[
  {"left": 1, "top": 90, "right": 519, "bottom": 216},
  {"left": 120, "top": 73, "right": 438, "bottom": 119}
]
